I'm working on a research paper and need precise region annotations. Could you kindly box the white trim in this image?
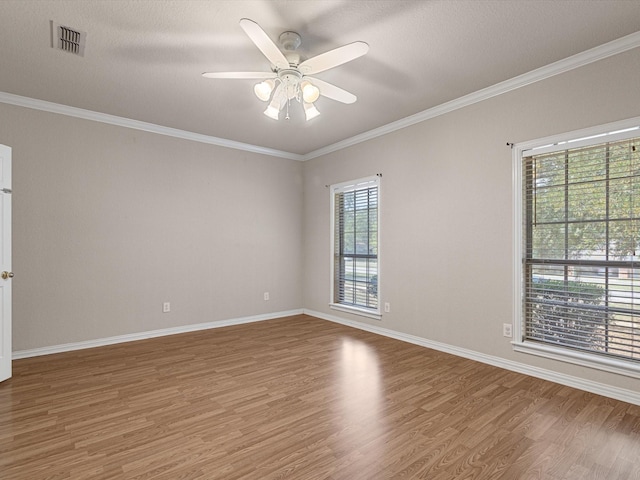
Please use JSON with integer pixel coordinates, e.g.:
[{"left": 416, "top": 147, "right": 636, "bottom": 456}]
[
  {"left": 330, "top": 176, "right": 378, "bottom": 193},
  {"left": 514, "top": 341, "right": 640, "bottom": 379},
  {"left": 303, "top": 31, "right": 640, "bottom": 160},
  {"left": 517, "top": 116, "right": 640, "bottom": 155},
  {"left": 523, "top": 125, "right": 640, "bottom": 157},
  {"left": 330, "top": 303, "right": 382, "bottom": 320},
  {"left": 0, "top": 92, "right": 304, "bottom": 162},
  {"left": 12, "top": 309, "right": 303, "bottom": 359},
  {"left": 329, "top": 175, "right": 381, "bottom": 317},
  {"left": 512, "top": 138, "right": 524, "bottom": 348},
  {"left": 1, "top": 33, "right": 638, "bottom": 162},
  {"left": 303, "top": 309, "right": 640, "bottom": 406},
  {"left": 512, "top": 117, "right": 640, "bottom": 381},
  {"left": 11, "top": 306, "right": 640, "bottom": 405}
]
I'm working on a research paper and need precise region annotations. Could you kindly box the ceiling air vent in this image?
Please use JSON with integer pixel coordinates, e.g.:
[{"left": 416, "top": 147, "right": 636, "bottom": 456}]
[{"left": 51, "top": 21, "right": 86, "bottom": 56}]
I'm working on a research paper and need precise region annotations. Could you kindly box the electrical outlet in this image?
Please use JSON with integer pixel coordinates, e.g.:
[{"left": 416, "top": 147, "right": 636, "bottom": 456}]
[
  {"left": 264, "top": 292, "right": 270, "bottom": 301},
  {"left": 503, "top": 323, "right": 512, "bottom": 338},
  {"left": 384, "top": 302, "right": 391, "bottom": 313},
  {"left": 163, "top": 302, "right": 170, "bottom": 313}
]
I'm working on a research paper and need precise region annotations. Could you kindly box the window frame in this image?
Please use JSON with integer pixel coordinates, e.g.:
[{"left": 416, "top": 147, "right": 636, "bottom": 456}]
[
  {"left": 513, "top": 116, "right": 640, "bottom": 379},
  {"left": 330, "top": 175, "right": 381, "bottom": 320}
]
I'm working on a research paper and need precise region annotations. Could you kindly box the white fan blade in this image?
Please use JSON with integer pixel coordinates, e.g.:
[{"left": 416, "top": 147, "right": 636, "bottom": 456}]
[
  {"left": 308, "top": 77, "right": 357, "bottom": 104},
  {"left": 239, "top": 18, "right": 289, "bottom": 70},
  {"left": 299, "top": 42, "right": 368, "bottom": 75},
  {"left": 202, "top": 72, "right": 277, "bottom": 79}
]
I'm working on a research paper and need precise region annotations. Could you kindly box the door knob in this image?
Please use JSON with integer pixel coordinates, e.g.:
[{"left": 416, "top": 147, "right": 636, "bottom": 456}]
[{"left": 1, "top": 271, "right": 13, "bottom": 280}]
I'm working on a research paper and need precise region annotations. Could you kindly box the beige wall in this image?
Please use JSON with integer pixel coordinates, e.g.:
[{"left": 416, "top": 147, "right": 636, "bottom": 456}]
[
  {"left": 0, "top": 104, "right": 303, "bottom": 351},
  {"left": 2, "top": 46, "right": 639, "bottom": 394},
  {"left": 302, "top": 48, "right": 640, "bottom": 393}
]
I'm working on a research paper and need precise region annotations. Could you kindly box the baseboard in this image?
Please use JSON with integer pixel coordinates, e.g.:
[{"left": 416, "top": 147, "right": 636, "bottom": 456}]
[
  {"left": 14, "top": 308, "right": 640, "bottom": 406},
  {"left": 303, "top": 309, "right": 640, "bottom": 406},
  {"left": 12, "top": 309, "right": 304, "bottom": 360}
]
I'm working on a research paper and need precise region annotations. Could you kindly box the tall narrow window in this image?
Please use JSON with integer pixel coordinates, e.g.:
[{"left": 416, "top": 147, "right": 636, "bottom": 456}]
[
  {"left": 517, "top": 126, "right": 640, "bottom": 375},
  {"left": 331, "top": 176, "right": 380, "bottom": 318}
]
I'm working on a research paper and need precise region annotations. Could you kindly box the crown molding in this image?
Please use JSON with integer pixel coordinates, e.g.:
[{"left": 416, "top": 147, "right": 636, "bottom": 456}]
[
  {"left": 302, "top": 30, "right": 640, "bottom": 160},
  {"left": 0, "top": 92, "right": 305, "bottom": 161},
  {"left": 1, "top": 31, "right": 638, "bottom": 161}
]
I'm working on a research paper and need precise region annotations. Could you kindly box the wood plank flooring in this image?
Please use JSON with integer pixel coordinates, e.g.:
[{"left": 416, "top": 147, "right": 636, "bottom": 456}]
[{"left": 1, "top": 314, "right": 639, "bottom": 479}]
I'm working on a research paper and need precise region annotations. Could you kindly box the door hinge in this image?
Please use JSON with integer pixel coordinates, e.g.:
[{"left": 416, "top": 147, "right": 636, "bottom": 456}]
[{"left": 1, "top": 188, "right": 12, "bottom": 194}]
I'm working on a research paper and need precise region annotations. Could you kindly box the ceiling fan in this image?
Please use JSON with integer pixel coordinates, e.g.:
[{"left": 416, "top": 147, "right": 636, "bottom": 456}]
[{"left": 202, "top": 18, "right": 369, "bottom": 121}]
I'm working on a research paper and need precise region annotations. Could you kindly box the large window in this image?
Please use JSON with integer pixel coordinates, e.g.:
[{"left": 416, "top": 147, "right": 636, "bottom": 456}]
[
  {"left": 331, "top": 176, "right": 380, "bottom": 318},
  {"left": 515, "top": 121, "right": 640, "bottom": 376}
]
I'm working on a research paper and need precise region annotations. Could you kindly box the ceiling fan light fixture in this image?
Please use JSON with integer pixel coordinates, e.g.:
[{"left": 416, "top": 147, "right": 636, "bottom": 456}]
[
  {"left": 264, "top": 104, "right": 280, "bottom": 120},
  {"left": 264, "top": 89, "right": 284, "bottom": 119},
  {"left": 203, "top": 19, "right": 368, "bottom": 122},
  {"left": 254, "top": 79, "right": 275, "bottom": 101},
  {"left": 304, "top": 102, "right": 320, "bottom": 121},
  {"left": 301, "top": 81, "right": 320, "bottom": 103},
  {"left": 264, "top": 84, "right": 285, "bottom": 120}
]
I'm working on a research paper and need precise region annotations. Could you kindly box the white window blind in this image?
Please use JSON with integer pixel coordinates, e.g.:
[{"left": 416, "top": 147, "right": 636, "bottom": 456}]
[
  {"left": 332, "top": 177, "right": 379, "bottom": 314},
  {"left": 523, "top": 135, "right": 640, "bottom": 361}
]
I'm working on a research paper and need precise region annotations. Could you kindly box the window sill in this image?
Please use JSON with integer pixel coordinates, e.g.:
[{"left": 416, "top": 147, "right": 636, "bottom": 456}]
[
  {"left": 513, "top": 340, "right": 640, "bottom": 380},
  {"left": 330, "top": 303, "right": 382, "bottom": 321}
]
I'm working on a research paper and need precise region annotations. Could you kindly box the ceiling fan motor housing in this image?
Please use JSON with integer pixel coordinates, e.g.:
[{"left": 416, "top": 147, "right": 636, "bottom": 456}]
[
  {"left": 278, "top": 69, "right": 303, "bottom": 99},
  {"left": 279, "top": 69, "right": 302, "bottom": 82},
  {"left": 202, "top": 19, "right": 368, "bottom": 118},
  {"left": 279, "top": 31, "right": 302, "bottom": 51}
]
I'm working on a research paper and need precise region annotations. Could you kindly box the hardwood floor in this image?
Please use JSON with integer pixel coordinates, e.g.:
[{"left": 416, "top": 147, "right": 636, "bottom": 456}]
[{"left": 1, "top": 314, "right": 639, "bottom": 479}]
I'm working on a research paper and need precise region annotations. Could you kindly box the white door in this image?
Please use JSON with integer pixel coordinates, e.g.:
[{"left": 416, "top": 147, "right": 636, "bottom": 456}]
[{"left": 0, "top": 144, "right": 11, "bottom": 382}]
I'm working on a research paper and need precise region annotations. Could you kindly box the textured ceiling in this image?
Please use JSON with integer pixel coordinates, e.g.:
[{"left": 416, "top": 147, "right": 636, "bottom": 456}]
[{"left": 1, "top": 0, "right": 639, "bottom": 156}]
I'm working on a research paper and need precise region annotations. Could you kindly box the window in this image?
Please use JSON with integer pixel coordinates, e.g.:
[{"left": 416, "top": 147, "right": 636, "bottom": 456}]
[
  {"left": 330, "top": 176, "right": 380, "bottom": 319},
  {"left": 514, "top": 120, "right": 640, "bottom": 377}
]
